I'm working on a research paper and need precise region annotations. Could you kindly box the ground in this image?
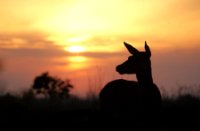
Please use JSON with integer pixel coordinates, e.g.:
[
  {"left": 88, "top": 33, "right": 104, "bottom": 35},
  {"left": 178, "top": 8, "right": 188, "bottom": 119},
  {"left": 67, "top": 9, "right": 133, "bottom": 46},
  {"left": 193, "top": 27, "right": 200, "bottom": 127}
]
[{"left": 0, "top": 94, "right": 200, "bottom": 130}]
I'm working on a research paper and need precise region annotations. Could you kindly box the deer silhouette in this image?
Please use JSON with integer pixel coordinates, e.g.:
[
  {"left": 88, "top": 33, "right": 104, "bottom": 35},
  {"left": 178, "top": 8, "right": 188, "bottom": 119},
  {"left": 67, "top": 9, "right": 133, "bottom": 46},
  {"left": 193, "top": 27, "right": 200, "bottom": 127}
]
[{"left": 99, "top": 41, "right": 162, "bottom": 120}]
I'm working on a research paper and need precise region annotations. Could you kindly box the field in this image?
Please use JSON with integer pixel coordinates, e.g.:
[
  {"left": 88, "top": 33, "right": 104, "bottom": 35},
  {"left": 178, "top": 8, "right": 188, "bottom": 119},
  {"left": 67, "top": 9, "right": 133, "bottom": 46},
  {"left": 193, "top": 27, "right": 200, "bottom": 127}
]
[{"left": 0, "top": 92, "right": 200, "bottom": 131}]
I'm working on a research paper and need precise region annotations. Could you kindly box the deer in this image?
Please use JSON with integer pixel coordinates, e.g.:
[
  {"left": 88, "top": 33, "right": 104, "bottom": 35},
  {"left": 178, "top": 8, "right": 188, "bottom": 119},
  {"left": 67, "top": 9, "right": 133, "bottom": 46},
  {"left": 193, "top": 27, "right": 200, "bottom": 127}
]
[{"left": 99, "top": 41, "right": 162, "bottom": 121}]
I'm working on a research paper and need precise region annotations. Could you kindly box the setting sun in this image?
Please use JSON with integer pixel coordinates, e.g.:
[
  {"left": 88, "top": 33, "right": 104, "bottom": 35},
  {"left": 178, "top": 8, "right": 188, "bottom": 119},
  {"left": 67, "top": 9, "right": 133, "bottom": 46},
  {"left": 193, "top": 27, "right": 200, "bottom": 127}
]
[{"left": 65, "top": 45, "right": 86, "bottom": 53}]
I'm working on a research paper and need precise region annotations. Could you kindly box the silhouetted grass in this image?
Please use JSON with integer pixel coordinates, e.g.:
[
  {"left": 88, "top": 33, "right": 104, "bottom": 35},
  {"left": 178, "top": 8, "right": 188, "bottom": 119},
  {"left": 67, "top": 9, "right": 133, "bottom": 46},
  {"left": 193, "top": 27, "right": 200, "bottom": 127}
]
[{"left": 0, "top": 89, "right": 200, "bottom": 130}]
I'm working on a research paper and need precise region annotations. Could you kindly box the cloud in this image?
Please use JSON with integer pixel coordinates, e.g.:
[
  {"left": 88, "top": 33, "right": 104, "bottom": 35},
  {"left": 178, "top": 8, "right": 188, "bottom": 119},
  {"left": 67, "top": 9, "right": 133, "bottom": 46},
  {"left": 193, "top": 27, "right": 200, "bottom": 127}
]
[
  {"left": 173, "top": 0, "right": 200, "bottom": 11},
  {"left": 0, "top": 32, "right": 72, "bottom": 67},
  {"left": 0, "top": 58, "right": 3, "bottom": 72},
  {"left": 0, "top": 48, "right": 67, "bottom": 58},
  {"left": 82, "top": 52, "right": 125, "bottom": 59},
  {"left": 0, "top": 32, "right": 56, "bottom": 48}
]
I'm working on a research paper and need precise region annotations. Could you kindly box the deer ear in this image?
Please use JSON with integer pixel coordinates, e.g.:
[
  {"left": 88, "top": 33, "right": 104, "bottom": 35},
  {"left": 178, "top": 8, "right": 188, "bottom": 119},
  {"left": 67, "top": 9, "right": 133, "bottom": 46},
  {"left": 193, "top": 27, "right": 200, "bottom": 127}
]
[
  {"left": 124, "top": 42, "right": 139, "bottom": 54},
  {"left": 145, "top": 41, "right": 151, "bottom": 57}
]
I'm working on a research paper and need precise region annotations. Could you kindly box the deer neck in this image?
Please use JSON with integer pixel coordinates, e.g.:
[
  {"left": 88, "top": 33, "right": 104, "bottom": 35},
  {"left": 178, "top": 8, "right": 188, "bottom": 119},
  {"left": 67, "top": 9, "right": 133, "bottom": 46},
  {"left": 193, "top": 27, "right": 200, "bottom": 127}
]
[{"left": 136, "top": 65, "right": 154, "bottom": 87}]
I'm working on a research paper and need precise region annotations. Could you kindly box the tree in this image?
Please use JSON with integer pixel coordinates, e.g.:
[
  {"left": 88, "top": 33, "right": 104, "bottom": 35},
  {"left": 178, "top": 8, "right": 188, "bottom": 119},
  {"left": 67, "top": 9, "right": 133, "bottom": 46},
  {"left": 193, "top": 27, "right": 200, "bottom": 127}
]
[{"left": 32, "top": 72, "right": 73, "bottom": 99}]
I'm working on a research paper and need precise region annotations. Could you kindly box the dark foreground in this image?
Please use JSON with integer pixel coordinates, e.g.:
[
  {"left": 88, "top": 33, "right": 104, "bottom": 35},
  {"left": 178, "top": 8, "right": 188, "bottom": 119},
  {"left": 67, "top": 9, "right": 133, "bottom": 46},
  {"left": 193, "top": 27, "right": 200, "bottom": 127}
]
[{"left": 0, "top": 95, "right": 200, "bottom": 131}]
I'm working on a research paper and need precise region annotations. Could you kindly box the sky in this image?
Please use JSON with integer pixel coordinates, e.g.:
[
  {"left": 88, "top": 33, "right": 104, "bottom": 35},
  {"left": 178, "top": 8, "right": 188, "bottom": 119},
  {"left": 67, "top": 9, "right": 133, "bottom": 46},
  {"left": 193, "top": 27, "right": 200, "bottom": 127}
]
[{"left": 0, "top": 0, "right": 200, "bottom": 97}]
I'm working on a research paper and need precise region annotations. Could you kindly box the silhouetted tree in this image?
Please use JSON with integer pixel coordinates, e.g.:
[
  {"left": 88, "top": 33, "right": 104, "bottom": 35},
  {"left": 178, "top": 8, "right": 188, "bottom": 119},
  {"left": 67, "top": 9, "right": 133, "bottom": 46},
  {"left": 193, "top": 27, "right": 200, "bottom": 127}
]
[{"left": 32, "top": 72, "right": 73, "bottom": 99}]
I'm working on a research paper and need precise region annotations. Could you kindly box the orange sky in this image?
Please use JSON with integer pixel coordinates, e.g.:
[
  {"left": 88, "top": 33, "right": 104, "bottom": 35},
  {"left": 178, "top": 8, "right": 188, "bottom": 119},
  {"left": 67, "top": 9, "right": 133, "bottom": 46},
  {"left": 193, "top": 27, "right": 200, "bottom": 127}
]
[
  {"left": 1, "top": 0, "right": 200, "bottom": 49},
  {"left": 0, "top": 0, "right": 200, "bottom": 97}
]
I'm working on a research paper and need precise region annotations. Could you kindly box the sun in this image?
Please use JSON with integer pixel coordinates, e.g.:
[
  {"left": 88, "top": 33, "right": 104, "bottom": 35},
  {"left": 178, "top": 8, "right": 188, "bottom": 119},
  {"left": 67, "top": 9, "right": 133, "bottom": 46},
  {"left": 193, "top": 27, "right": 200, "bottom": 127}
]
[{"left": 65, "top": 45, "right": 86, "bottom": 53}]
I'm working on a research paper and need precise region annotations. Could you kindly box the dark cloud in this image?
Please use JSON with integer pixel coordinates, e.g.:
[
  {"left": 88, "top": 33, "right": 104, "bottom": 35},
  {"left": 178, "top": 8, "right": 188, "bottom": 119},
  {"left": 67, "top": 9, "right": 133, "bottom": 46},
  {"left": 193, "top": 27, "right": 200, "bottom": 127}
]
[
  {"left": 0, "top": 32, "right": 56, "bottom": 48},
  {"left": 180, "top": 0, "right": 200, "bottom": 11},
  {"left": 0, "top": 32, "right": 68, "bottom": 59},
  {"left": 85, "top": 35, "right": 144, "bottom": 46},
  {"left": 81, "top": 52, "right": 125, "bottom": 59},
  {"left": 0, "top": 48, "right": 67, "bottom": 58}
]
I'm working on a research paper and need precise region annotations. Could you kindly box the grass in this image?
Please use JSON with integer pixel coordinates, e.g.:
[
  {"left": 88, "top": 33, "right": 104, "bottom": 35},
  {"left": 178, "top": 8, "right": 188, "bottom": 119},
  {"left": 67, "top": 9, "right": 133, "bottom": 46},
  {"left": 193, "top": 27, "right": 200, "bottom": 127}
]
[{"left": 0, "top": 90, "right": 200, "bottom": 130}]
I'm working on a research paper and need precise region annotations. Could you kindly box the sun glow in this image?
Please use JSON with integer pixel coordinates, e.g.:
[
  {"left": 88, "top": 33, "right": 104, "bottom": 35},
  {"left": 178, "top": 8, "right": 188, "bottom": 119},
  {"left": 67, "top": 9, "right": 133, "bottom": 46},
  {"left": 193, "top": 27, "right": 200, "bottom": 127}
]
[
  {"left": 65, "top": 45, "right": 86, "bottom": 53},
  {"left": 68, "top": 56, "right": 87, "bottom": 63},
  {"left": 67, "top": 56, "right": 89, "bottom": 70}
]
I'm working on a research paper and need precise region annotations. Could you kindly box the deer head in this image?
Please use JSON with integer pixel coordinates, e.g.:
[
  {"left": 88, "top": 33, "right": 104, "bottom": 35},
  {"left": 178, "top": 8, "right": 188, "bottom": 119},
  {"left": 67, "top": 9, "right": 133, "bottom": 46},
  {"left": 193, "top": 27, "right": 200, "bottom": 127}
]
[{"left": 116, "top": 41, "right": 151, "bottom": 74}]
